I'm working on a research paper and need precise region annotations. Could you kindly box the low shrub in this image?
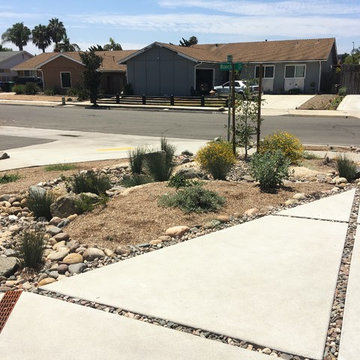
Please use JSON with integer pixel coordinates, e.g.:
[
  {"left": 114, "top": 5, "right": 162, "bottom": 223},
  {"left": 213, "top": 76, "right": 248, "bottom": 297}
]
[
  {"left": 44, "top": 87, "right": 56, "bottom": 96},
  {"left": 74, "top": 194, "right": 96, "bottom": 214},
  {"left": 159, "top": 185, "right": 225, "bottom": 213},
  {"left": 18, "top": 231, "right": 45, "bottom": 268},
  {"left": 336, "top": 155, "right": 357, "bottom": 182},
  {"left": 24, "top": 82, "right": 40, "bottom": 95},
  {"left": 145, "top": 138, "right": 176, "bottom": 181},
  {"left": 44, "top": 163, "right": 77, "bottom": 172},
  {"left": 196, "top": 141, "right": 236, "bottom": 180},
  {"left": 0, "top": 173, "right": 20, "bottom": 184},
  {"left": 121, "top": 174, "right": 153, "bottom": 188},
  {"left": 27, "top": 189, "right": 54, "bottom": 220},
  {"left": 338, "top": 87, "right": 347, "bottom": 97},
  {"left": 71, "top": 170, "right": 111, "bottom": 195},
  {"left": 168, "top": 173, "right": 202, "bottom": 190},
  {"left": 250, "top": 150, "right": 291, "bottom": 192},
  {"left": 302, "top": 151, "right": 320, "bottom": 160},
  {"left": 260, "top": 131, "right": 304, "bottom": 164},
  {"left": 288, "top": 88, "right": 301, "bottom": 94},
  {"left": 13, "top": 84, "right": 25, "bottom": 94},
  {"left": 129, "top": 147, "right": 147, "bottom": 174}
]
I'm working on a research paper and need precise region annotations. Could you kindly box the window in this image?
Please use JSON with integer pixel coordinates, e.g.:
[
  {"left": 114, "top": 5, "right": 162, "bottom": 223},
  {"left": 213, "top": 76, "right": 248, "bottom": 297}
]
[
  {"left": 285, "top": 65, "right": 305, "bottom": 78},
  {"left": 24, "top": 70, "right": 36, "bottom": 77},
  {"left": 61, "top": 72, "right": 71, "bottom": 88},
  {"left": 255, "top": 65, "right": 274, "bottom": 79}
]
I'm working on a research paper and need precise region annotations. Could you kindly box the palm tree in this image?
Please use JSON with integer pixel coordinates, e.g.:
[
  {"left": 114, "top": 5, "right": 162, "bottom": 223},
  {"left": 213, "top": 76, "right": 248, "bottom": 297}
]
[
  {"left": 32, "top": 25, "right": 51, "bottom": 53},
  {"left": 88, "top": 45, "right": 104, "bottom": 52},
  {"left": 179, "top": 36, "right": 198, "bottom": 47},
  {"left": 103, "top": 37, "right": 122, "bottom": 51},
  {"left": 54, "top": 35, "right": 80, "bottom": 52},
  {"left": 48, "top": 18, "right": 66, "bottom": 49},
  {"left": 1, "top": 22, "right": 31, "bottom": 51}
]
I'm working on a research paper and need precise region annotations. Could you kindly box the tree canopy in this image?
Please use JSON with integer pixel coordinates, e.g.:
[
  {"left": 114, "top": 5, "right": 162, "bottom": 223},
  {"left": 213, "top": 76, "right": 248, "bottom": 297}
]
[
  {"left": 80, "top": 51, "right": 103, "bottom": 106},
  {"left": 48, "top": 18, "right": 66, "bottom": 49},
  {"left": 1, "top": 22, "right": 31, "bottom": 50},
  {"left": 32, "top": 24, "right": 51, "bottom": 53},
  {"left": 89, "top": 38, "right": 122, "bottom": 52},
  {"left": 179, "top": 36, "right": 198, "bottom": 47},
  {"left": 344, "top": 47, "right": 360, "bottom": 64},
  {"left": 54, "top": 35, "right": 80, "bottom": 52}
]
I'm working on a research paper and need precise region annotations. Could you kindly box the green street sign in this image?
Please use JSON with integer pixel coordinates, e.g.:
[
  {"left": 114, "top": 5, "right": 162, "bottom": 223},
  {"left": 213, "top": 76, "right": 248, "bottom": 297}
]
[{"left": 220, "top": 62, "right": 243, "bottom": 71}]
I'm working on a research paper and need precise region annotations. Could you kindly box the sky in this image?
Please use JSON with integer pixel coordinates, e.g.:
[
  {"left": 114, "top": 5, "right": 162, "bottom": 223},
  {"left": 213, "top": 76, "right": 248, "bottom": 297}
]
[{"left": 0, "top": 0, "right": 359, "bottom": 55}]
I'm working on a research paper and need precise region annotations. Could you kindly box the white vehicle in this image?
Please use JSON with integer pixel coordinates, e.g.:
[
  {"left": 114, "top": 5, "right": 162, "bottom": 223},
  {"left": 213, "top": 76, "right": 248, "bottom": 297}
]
[{"left": 213, "top": 80, "right": 259, "bottom": 95}]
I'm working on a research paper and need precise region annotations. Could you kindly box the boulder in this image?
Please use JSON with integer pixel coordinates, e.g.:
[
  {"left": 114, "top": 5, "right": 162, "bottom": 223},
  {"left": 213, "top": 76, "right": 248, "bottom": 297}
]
[
  {"left": 29, "top": 185, "right": 46, "bottom": 197},
  {"left": 165, "top": 226, "right": 190, "bottom": 238},
  {"left": 0, "top": 257, "right": 18, "bottom": 277},
  {"left": 50, "top": 194, "right": 79, "bottom": 218},
  {"left": 175, "top": 167, "right": 204, "bottom": 179}
]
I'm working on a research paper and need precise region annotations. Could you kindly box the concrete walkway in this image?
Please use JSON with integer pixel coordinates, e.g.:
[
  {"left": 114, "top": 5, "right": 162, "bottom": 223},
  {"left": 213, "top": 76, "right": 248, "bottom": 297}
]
[{"left": 28, "top": 189, "right": 354, "bottom": 360}]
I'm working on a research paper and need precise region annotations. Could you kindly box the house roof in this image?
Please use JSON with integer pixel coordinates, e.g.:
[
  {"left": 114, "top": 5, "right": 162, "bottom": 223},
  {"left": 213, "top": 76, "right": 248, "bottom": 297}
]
[
  {"left": 12, "top": 50, "right": 137, "bottom": 72},
  {"left": 120, "top": 38, "right": 336, "bottom": 64},
  {"left": 0, "top": 51, "right": 33, "bottom": 65}
]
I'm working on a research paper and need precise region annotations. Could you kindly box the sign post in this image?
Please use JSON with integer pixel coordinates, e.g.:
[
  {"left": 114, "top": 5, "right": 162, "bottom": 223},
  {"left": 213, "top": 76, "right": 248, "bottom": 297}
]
[{"left": 256, "top": 64, "right": 263, "bottom": 152}]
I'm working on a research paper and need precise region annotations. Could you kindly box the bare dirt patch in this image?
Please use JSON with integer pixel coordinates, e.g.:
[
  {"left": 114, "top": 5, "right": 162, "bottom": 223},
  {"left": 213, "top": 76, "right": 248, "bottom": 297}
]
[
  {"left": 65, "top": 180, "right": 333, "bottom": 250},
  {"left": 0, "top": 93, "right": 68, "bottom": 102},
  {"left": 298, "top": 94, "right": 337, "bottom": 110}
]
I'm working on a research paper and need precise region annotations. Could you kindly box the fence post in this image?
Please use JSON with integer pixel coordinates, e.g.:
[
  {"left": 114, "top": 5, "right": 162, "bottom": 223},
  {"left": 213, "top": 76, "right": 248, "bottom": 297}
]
[
  {"left": 142, "top": 95, "right": 146, "bottom": 105},
  {"left": 201, "top": 95, "right": 205, "bottom": 107},
  {"left": 170, "top": 94, "right": 174, "bottom": 106},
  {"left": 116, "top": 93, "right": 120, "bottom": 104}
]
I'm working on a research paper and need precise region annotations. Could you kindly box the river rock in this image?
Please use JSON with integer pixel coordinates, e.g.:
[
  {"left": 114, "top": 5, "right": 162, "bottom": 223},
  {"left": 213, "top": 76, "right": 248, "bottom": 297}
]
[
  {"left": 38, "top": 277, "right": 56, "bottom": 287},
  {"left": 53, "top": 232, "right": 70, "bottom": 242},
  {"left": 50, "top": 194, "right": 79, "bottom": 218},
  {"left": 47, "top": 248, "right": 69, "bottom": 261},
  {"left": 115, "top": 245, "right": 130, "bottom": 256},
  {"left": 293, "top": 193, "right": 306, "bottom": 200},
  {"left": 83, "top": 248, "right": 105, "bottom": 261},
  {"left": 244, "top": 208, "right": 259, "bottom": 217},
  {"left": 46, "top": 225, "right": 62, "bottom": 236},
  {"left": 0, "top": 257, "right": 18, "bottom": 277},
  {"left": 63, "top": 253, "right": 83, "bottom": 265},
  {"left": 165, "top": 226, "right": 190, "bottom": 237},
  {"left": 68, "top": 263, "right": 85, "bottom": 274}
]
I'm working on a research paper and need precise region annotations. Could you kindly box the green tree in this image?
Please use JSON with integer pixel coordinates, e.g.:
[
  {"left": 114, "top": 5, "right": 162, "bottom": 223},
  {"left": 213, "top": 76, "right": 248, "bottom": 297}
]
[
  {"left": 32, "top": 24, "right": 51, "bottom": 53},
  {"left": 48, "top": 18, "right": 66, "bottom": 49},
  {"left": 234, "top": 84, "right": 262, "bottom": 161},
  {"left": 88, "top": 44, "right": 104, "bottom": 52},
  {"left": 54, "top": 35, "right": 80, "bottom": 52},
  {"left": 179, "top": 36, "right": 198, "bottom": 47},
  {"left": 0, "top": 45, "right": 12, "bottom": 51},
  {"left": 103, "top": 37, "right": 122, "bottom": 50},
  {"left": 1, "top": 22, "right": 31, "bottom": 51},
  {"left": 80, "top": 51, "right": 103, "bottom": 106},
  {"left": 344, "top": 47, "right": 360, "bottom": 64}
]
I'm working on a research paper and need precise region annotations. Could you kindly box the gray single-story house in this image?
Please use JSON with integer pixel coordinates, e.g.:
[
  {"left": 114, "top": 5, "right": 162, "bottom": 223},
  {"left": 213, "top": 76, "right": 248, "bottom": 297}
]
[
  {"left": 119, "top": 38, "right": 337, "bottom": 95},
  {"left": 0, "top": 51, "right": 33, "bottom": 82}
]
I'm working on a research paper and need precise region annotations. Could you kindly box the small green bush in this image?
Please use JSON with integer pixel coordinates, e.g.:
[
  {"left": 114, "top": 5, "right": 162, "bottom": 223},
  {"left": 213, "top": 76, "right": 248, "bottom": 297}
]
[
  {"left": 168, "top": 173, "right": 202, "bottom": 190},
  {"left": 121, "top": 174, "right": 153, "bottom": 188},
  {"left": 196, "top": 141, "right": 236, "bottom": 180},
  {"left": 24, "top": 82, "right": 40, "bottom": 95},
  {"left": 27, "top": 190, "right": 54, "bottom": 220},
  {"left": 250, "top": 150, "right": 291, "bottom": 192},
  {"left": 129, "top": 147, "right": 147, "bottom": 174},
  {"left": 18, "top": 231, "right": 45, "bottom": 268},
  {"left": 145, "top": 138, "right": 176, "bottom": 181},
  {"left": 338, "top": 87, "right": 347, "bottom": 97},
  {"left": 336, "top": 156, "right": 357, "bottom": 182},
  {"left": 71, "top": 170, "right": 111, "bottom": 195},
  {"left": 44, "top": 87, "right": 56, "bottom": 96},
  {"left": 45, "top": 163, "right": 77, "bottom": 172},
  {"left": 0, "top": 173, "right": 20, "bottom": 184},
  {"left": 74, "top": 194, "right": 96, "bottom": 214},
  {"left": 260, "top": 131, "right": 304, "bottom": 164},
  {"left": 288, "top": 88, "right": 301, "bottom": 94},
  {"left": 13, "top": 84, "right": 25, "bottom": 94},
  {"left": 159, "top": 185, "right": 225, "bottom": 213}
]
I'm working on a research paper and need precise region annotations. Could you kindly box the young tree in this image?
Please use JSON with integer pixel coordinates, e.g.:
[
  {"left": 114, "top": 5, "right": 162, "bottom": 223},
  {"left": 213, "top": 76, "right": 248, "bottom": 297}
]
[
  {"left": 344, "top": 47, "right": 360, "bottom": 64},
  {"left": 234, "top": 85, "right": 262, "bottom": 161},
  {"left": 48, "top": 18, "right": 66, "bottom": 49},
  {"left": 103, "top": 37, "right": 122, "bottom": 51},
  {"left": 80, "top": 51, "right": 103, "bottom": 106},
  {"left": 32, "top": 24, "right": 51, "bottom": 53},
  {"left": 179, "top": 36, "right": 198, "bottom": 47},
  {"left": 54, "top": 35, "right": 80, "bottom": 52},
  {"left": 1, "top": 22, "right": 31, "bottom": 50}
]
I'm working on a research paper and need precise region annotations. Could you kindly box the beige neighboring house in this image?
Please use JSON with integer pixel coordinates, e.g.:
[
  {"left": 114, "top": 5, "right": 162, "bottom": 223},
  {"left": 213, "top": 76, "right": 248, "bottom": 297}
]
[
  {"left": 0, "top": 51, "right": 33, "bottom": 81},
  {"left": 12, "top": 50, "right": 136, "bottom": 94}
]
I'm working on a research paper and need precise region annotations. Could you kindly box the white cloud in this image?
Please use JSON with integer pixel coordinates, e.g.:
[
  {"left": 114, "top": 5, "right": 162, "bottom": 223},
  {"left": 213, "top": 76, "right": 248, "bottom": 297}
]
[
  {"left": 73, "top": 13, "right": 360, "bottom": 38},
  {"left": 158, "top": 0, "right": 360, "bottom": 16}
]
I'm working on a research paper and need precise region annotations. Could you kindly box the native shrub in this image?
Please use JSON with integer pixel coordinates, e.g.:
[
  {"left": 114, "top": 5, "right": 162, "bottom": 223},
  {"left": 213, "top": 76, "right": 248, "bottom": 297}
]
[
  {"left": 71, "top": 170, "right": 111, "bottom": 195},
  {"left": 27, "top": 189, "right": 54, "bottom": 220},
  {"left": 336, "top": 155, "right": 357, "bottom": 182},
  {"left": 18, "top": 231, "right": 45, "bottom": 268},
  {"left": 129, "top": 147, "right": 147, "bottom": 174},
  {"left": 250, "top": 150, "right": 291, "bottom": 192},
  {"left": 0, "top": 173, "right": 20, "bottom": 184},
  {"left": 260, "top": 131, "right": 303, "bottom": 164},
  {"left": 196, "top": 141, "right": 236, "bottom": 180}
]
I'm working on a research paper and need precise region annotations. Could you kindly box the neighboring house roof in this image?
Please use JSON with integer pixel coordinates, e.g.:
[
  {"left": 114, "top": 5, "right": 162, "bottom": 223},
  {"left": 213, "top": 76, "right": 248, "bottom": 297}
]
[
  {"left": 120, "top": 38, "right": 336, "bottom": 64},
  {"left": 0, "top": 51, "right": 33, "bottom": 65},
  {"left": 12, "top": 50, "right": 137, "bottom": 72}
]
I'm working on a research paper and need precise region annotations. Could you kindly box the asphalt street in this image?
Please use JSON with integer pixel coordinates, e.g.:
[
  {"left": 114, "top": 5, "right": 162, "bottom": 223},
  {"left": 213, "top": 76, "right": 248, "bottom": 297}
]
[{"left": 0, "top": 105, "right": 360, "bottom": 146}]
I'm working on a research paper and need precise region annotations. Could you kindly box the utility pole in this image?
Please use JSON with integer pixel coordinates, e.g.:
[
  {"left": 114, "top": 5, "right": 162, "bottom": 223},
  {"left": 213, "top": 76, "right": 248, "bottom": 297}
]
[
  {"left": 256, "top": 64, "right": 263, "bottom": 152},
  {"left": 231, "top": 62, "right": 236, "bottom": 155}
]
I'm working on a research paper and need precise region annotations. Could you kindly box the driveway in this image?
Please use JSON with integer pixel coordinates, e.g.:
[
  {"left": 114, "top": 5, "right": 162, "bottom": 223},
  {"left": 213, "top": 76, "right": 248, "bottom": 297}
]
[
  {"left": 262, "top": 94, "right": 314, "bottom": 110},
  {"left": 338, "top": 95, "right": 360, "bottom": 112}
]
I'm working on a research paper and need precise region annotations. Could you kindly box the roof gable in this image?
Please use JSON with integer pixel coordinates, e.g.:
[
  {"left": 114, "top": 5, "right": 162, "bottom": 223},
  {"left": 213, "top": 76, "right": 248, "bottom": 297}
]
[{"left": 0, "top": 51, "right": 33, "bottom": 65}]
